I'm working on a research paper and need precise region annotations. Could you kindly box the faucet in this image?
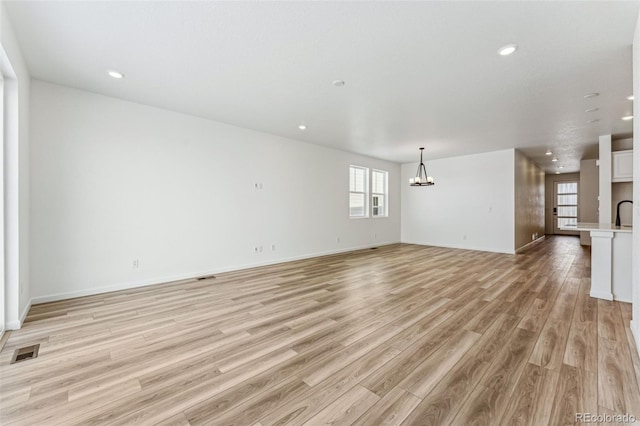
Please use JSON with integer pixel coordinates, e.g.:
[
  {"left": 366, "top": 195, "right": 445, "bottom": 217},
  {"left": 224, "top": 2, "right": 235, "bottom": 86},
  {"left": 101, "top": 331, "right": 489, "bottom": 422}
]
[{"left": 615, "top": 200, "right": 633, "bottom": 227}]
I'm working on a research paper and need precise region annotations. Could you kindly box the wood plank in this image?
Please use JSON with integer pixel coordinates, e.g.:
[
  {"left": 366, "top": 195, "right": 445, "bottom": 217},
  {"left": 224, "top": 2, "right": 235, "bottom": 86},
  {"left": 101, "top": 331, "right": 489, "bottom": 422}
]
[
  {"left": 452, "top": 326, "right": 539, "bottom": 425},
  {"left": 548, "top": 364, "right": 597, "bottom": 425},
  {"left": 256, "top": 344, "right": 400, "bottom": 426},
  {"left": 598, "top": 299, "right": 625, "bottom": 342},
  {"left": 189, "top": 376, "right": 310, "bottom": 426},
  {"left": 398, "top": 329, "right": 481, "bottom": 398},
  {"left": 154, "top": 412, "right": 191, "bottom": 426},
  {"left": 528, "top": 277, "right": 580, "bottom": 371},
  {"left": 301, "top": 385, "right": 379, "bottom": 426},
  {"left": 401, "top": 313, "right": 519, "bottom": 425},
  {"left": 598, "top": 337, "right": 629, "bottom": 414},
  {"left": 499, "top": 363, "right": 560, "bottom": 425},
  {"left": 361, "top": 299, "right": 488, "bottom": 398},
  {"left": 351, "top": 387, "right": 421, "bottom": 426}
]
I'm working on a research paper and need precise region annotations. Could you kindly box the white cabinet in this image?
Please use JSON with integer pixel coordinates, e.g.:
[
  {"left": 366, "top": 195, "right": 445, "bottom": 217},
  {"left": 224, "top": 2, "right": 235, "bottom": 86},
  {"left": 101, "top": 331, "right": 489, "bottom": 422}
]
[{"left": 612, "top": 150, "right": 633, "bottom": 182}]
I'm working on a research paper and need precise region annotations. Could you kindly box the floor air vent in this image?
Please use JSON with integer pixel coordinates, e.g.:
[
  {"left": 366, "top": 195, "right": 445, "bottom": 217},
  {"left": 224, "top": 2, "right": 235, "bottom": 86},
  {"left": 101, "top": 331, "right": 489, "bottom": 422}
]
[
  {"left": 196, "top": 275, "right": 216, "bottom": 281},
  {"left": 10, "top": 344, "right": 40, "bottom": 364}
]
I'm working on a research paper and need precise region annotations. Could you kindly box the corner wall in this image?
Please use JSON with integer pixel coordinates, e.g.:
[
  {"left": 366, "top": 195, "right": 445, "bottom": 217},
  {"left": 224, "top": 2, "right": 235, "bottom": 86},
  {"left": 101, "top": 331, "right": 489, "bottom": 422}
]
[
  {"left": 401, "top": 149, "right": 515, "bottom": 254},
  {"left": 29, "top": 81, "right": 401, "bottom": 302},
  {"left": 514, "top": 150, "right": 545, "bottom": 251},
  {"left": 1, "top": 3, "right": 30, "bottom": 329}
]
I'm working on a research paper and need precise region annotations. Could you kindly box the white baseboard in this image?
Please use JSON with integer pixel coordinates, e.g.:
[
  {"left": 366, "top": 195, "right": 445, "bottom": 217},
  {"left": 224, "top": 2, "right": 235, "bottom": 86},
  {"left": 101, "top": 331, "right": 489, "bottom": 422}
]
[
  {"left": 515, "top": 235, "right": 546, "bottom": 254},
  {"left": 6, "top": 299, "right": 32, "bottom": 330},
  {"left": 401, "top": 239, "right": 515, "bottom": 255},
  {"left": 590, "top": 290, "right": 614, "bottom": 301},
  {"left": 31, "top": 241, "right": 401, "bottom": 305}
]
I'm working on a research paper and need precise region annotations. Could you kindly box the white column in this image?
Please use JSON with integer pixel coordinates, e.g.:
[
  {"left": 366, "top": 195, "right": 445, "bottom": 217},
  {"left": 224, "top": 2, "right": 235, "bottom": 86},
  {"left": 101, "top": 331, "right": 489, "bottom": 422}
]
[
  {"left": 598, "top": 134, "right": 612, "bottom": 225},
  {"left": 590, "top": 230, "right": 614, "bottom": 300},
  {"left": 612, "top": 233, "right": 633, "bottom": 302}
]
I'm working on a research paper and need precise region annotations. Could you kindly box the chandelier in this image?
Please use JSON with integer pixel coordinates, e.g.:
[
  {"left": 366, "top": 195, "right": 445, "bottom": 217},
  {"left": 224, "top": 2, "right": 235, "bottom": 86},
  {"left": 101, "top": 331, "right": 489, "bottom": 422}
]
[{"left": 409, "top": 147, "right": 434, "bottom": 186}]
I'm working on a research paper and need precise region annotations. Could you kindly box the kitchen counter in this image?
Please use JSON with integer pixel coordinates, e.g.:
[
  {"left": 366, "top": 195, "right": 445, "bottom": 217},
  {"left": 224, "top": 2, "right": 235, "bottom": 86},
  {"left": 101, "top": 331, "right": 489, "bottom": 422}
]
[
  {"left": 561, "top": 222, "right": 632, "bottom": 302},
  {"left": 561, "top": 222, "right": 632, "bottom": 233}
]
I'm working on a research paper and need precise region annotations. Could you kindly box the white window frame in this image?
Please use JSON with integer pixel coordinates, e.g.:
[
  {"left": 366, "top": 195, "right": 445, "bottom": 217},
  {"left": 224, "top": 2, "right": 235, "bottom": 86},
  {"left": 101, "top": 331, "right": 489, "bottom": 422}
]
[
  {"left": 371, "top": 169, "right": 388, "bottom": 218},
  {"left": 349, "top": 165, "right": 369, "bottom": 218}
]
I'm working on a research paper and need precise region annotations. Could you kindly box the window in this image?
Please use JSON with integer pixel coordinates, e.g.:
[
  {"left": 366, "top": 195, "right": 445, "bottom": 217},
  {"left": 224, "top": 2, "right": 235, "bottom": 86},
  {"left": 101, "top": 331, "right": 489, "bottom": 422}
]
[
  {"left": 371, "top": 169, "right": 388, "bottom": 217},
  {"left": 349, "top": 166, "right": 368, "bottom": 218},
  {"left": 349, "top": 166, "right": 389, "bottom": 218}
]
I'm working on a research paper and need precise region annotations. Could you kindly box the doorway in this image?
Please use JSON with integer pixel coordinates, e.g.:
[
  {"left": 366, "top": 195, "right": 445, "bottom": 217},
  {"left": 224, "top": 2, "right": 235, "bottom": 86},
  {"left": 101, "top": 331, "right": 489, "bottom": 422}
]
[{"left": 553, "top": 181, "right": 579, "bottom": 235}]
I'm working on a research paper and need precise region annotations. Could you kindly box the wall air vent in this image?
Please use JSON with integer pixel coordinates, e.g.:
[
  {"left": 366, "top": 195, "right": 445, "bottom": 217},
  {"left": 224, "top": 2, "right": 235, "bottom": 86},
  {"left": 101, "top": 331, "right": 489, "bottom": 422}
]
[{"left": 196, "top": 275, "right": 216, "bottom": 281}]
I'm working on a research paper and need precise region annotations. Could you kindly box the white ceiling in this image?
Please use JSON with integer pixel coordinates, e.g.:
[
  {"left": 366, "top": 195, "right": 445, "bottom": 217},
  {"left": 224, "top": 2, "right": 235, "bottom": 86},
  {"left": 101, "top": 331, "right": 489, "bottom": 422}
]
[{"left": 4, "top": 1, "right": 637, "bottom": 172}]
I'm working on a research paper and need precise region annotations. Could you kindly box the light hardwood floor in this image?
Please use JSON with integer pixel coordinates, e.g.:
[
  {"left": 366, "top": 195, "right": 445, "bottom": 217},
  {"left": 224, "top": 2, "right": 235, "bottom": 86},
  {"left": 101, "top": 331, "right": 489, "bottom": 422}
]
[{"left": 1, "top": 236, "right": 639, "bottom": 425}]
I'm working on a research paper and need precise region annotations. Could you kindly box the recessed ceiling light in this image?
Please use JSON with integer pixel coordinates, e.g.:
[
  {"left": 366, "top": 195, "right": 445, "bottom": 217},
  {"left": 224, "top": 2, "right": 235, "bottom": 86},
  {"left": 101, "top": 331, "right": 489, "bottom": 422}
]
[
  {"left": 551, "top": 158, "right": 558, "bottom": 162},
  {"left": 332, "top": 80, "right": 345, "bottom": 87},
  {"left": 585, "top": 108, "right": 599, "bottom": 113},
  {"left": 298, "top": 124, "right": 307, "bottom": 130},
  {"left": 497, "top": 44, "right": 518, "bottom": 56},
  {"left": 558, "top": 165, "right": 564, "bottom": 169},
  {"left": 622, "top": 115, "right": 633, "bottom": 121},
  {"left": 555, "top": 171, "right": 560, "bottom": 174},
  {"left": 627, "top": 95, "right": 634, "bottom": 100},
  {"left": 587, "top": 119, "right": 600, "bottom": 123},
  {"left": 583, "top": 93, "right": 599, "bottom": 98},
  {"left": 545, "top": 150, "right": 553, "bottom": 156},
  {"left": 107, "top": 70, "right": 124, "bottom": 79}
]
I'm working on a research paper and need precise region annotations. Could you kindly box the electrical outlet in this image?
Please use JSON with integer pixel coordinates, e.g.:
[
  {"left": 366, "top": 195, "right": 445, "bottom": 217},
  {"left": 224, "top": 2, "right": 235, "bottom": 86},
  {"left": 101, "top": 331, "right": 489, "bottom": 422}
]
[
  {"left": 463, "top": 235, "right": 467, "bottom": 240},
  {"left": 373, "top": 233, "right": 377, "bottom": 240},
  {"left": 336, "top": 237, "right": 340, "bottom": 243},
  {"left": 132, "top": 259, "right": 139, "bottom": 268},
  {"left": 271, "top": 244, "right": 276, "bottom": 251}
]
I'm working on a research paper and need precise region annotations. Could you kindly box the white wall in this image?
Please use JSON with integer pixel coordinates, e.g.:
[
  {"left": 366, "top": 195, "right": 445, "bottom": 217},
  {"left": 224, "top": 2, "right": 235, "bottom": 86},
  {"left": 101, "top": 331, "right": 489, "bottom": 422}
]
[
  {"left": 401, "top": 149, "right": 515, "bottom": 254},
  {"left": 514, "top": 150, "right": 545, "bottom": 251},
  {"left": 29, "top": 81, "right": 401, "bottom": 302},
  {"left": 631, "top": 8, "right": 640, "bottom": 356},
  {"left": 1, "top": 3, "right": 30, "bottom": 330}
]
